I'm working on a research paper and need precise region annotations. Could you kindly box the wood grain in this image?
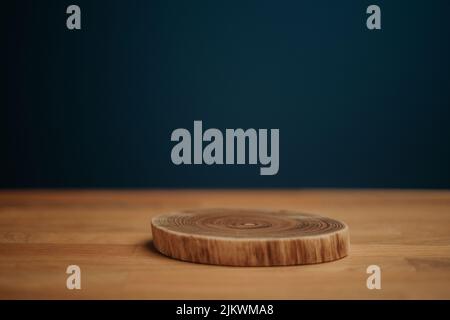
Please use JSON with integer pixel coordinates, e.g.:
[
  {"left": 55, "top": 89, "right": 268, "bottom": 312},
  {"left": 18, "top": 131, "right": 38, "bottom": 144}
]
[
  {"left": 152, "top": 209, "right": 349, "bottom": 266},
  {"left": 0, "top": 189, "right": 449, "bottom": 299}
]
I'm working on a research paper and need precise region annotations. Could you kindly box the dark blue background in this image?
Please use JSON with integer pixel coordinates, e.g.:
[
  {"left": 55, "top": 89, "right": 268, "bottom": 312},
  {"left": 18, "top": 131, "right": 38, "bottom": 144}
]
[{"left": 2, "top": 0, "right": 450, "bottom": 188}]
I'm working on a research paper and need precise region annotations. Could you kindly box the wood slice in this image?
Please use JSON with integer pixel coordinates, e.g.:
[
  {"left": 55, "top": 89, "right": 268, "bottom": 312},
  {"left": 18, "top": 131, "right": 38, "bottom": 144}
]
[{"left": 151, "top": 209, "right": 349, "bottom": 266}]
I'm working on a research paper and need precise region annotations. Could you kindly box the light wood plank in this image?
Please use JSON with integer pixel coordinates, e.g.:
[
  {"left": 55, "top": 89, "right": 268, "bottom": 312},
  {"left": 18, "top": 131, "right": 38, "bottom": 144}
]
[{"left": 0, "top": 190, "right": 449, "bottom": 299}]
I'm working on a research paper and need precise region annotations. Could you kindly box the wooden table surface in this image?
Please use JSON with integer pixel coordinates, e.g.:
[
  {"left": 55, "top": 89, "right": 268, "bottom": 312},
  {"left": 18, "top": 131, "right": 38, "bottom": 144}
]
[{"left": 0, "top": 189, "right": 449, "bottom": 299}]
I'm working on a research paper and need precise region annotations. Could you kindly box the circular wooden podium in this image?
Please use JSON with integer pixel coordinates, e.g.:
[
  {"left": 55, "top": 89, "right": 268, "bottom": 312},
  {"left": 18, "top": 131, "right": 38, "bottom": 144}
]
[{"left": 151, "top": 209, "right": 349, "bottom": 266}]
